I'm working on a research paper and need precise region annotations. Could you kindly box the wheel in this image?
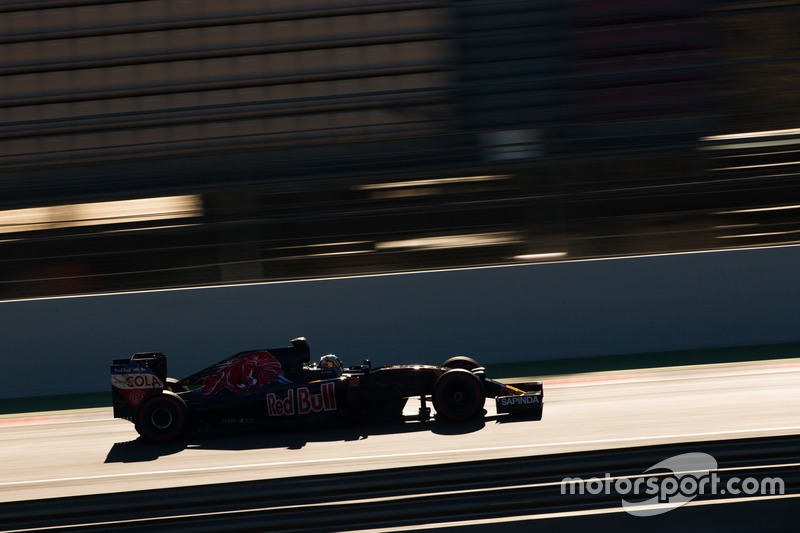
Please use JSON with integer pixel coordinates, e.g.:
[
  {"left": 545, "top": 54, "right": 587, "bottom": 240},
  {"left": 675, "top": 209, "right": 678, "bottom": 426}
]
[
  {"left": 433, "top": 369, "right": 486, "bottom": 421},
  {"left": 441, "top": 356, "right": 482, "bottom": 371},
  {"left": 134, "top": 392, "right": 187, "bottom": 442}
]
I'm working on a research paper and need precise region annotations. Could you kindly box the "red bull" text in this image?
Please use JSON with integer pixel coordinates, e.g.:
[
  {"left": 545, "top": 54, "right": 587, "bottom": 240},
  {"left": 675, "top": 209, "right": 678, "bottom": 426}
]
[{"left": 266, "top": 383, "right": 337, "bottom": 416}]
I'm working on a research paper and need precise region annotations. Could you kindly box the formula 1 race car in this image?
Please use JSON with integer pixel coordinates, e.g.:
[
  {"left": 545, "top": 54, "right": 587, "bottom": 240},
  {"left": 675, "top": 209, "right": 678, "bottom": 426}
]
[{"left": 110, "top": 337, "right": 543, "bottom": 441}]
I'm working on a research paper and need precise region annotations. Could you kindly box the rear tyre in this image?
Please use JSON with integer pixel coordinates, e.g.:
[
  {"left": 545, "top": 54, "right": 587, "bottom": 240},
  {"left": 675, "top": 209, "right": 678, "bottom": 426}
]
[
  {"left": 441, "top": 356, "right": 481, "bottom": 371},
  {"left": 134, "top": 392, "right": 187, "bottom": 442},
  {"left": 433, "top": 369, "right": 486, "bottom": 421}
]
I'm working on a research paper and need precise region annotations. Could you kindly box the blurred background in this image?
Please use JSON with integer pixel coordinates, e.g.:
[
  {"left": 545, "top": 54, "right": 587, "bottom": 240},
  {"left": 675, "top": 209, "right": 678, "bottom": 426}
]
[{"left": 1, "top": 0, "right": 799, "bottom": 300}]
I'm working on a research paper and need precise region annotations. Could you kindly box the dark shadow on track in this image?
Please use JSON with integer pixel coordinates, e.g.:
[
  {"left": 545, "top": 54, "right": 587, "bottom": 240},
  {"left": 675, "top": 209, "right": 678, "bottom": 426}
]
[
  {"left": 106, "top": 439, "right": 188, "bottom": 462},
  {"left": 104, "top": 411, "right": 535, "bottom": 463}
]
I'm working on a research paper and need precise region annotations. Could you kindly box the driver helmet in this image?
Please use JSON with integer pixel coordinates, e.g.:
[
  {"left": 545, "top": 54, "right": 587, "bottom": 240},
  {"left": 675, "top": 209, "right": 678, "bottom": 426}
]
[{"left": 319, "top": 354, "right": 343, "bottom": 375}]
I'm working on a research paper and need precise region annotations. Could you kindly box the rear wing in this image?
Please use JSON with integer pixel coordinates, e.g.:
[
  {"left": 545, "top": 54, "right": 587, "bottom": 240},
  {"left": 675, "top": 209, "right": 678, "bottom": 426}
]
[{"left": 110, "top": 352, "right": 167, "bottom": 419}]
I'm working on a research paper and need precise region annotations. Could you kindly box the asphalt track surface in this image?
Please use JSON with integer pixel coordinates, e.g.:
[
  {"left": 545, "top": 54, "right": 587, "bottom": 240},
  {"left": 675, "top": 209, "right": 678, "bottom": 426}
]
[{"left": 2, "top": 359, "right": 800, "bottom": 506}]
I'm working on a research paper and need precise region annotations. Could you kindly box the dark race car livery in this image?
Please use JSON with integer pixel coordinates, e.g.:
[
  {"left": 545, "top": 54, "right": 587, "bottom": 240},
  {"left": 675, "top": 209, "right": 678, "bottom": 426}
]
[
  {"left": 110, "top": 337, "right": 544, "bottom": 441},
  {"left": 196, "top": 350, "right": 285, "bottom": 396}
]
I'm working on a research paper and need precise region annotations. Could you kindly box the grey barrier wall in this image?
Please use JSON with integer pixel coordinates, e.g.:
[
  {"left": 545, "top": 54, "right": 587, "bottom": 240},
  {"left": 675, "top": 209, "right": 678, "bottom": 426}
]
[{"left": 2, "top": 245, "right": 799, "bottom": 399}]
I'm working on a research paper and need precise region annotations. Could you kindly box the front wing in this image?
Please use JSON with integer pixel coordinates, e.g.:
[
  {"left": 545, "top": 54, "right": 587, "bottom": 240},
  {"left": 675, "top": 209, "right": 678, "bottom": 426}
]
[{"left": 494, "top": 380, "right": 543, "bottom": 418}]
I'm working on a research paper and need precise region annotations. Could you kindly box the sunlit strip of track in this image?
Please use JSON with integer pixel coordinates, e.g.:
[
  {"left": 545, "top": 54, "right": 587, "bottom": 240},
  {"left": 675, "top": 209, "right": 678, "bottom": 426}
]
[
  {"left": 0, "top": 412, "right": 112, "bottom": 427},
  {"left": 3, "top": 425, "right": 800, "bottom": 488},
  {"left": 543, "top": 360, "right": 800, "bottom": 388},
  {"left": 3, "top": 360, "right": 798, "bottom": 426}
]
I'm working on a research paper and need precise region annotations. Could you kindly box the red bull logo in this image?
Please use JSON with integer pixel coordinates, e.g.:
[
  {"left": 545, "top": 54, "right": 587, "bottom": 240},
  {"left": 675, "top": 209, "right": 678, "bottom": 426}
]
[
  {"left": 267, "top": 383, "right": 337, "bottom": 416},
  {"left": 200, "top": 350, "right": 283, "bottom": 395}
]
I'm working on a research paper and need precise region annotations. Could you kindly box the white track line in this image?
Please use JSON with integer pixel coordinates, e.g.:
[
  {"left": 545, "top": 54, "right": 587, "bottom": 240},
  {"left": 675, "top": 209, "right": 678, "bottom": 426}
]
[{"left": 3, "top": 425, "right": 800, "bottom": 488}]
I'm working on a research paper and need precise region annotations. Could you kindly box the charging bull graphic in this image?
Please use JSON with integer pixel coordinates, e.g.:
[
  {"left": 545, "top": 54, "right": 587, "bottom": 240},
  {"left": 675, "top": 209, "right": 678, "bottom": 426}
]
[{"left": 199, "top": 350, "right": 284, "bottom": 395}]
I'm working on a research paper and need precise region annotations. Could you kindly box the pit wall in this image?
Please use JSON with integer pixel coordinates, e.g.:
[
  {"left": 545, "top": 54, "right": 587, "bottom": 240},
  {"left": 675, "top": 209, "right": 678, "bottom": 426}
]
[{"left": 2, "top": 245, "right": 799, "bottom": 399}]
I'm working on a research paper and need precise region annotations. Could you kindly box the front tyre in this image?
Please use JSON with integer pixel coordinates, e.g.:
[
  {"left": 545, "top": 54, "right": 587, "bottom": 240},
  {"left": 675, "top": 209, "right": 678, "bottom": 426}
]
[
  {"left": 134, "top": 391, "right": 187, "bottom": 442},
  {"left": 433, "top": 369, "right": 486, "bottom": 421}
]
